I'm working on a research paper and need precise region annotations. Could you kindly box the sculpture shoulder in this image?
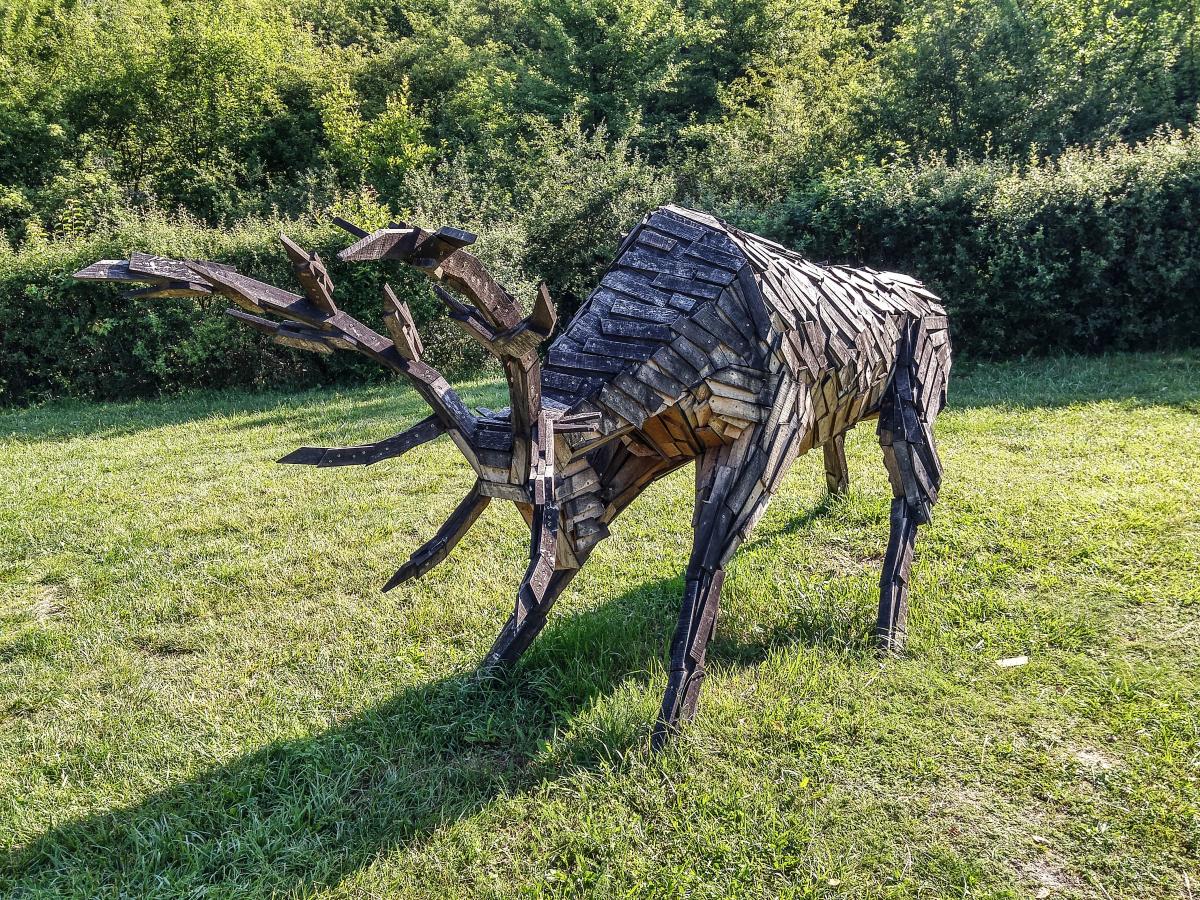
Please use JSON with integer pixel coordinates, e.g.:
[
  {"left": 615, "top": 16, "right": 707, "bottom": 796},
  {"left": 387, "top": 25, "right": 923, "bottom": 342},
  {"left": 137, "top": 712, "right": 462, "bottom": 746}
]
[
  {"left": 720, "top": 223, "right": 947, "bottom": 324},
  {"left": 541, "top": 207, "right": 754, "bottom": 408}
]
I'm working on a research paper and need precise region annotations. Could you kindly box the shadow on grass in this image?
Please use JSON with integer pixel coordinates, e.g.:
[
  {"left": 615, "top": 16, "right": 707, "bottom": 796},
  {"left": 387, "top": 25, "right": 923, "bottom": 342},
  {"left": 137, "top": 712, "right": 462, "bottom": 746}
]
[
  {"left": 739, "top": 493, "right": 842, "bottom": 557},
  {"left": 946, "top": 351, "right": 1200, "bottom": 412},
  {"left": 0, "top": 558, "right": 872, "bottom": 897},
  {"left": 0, "top": 380, "right": 510, "bottom": 444}
]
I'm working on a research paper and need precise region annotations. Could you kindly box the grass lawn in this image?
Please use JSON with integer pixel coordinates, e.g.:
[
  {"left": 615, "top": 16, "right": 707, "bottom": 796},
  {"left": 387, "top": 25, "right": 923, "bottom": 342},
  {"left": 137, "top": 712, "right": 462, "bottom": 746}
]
[{"left": 1, "top": 353, "right": 1198, "bottom": 899}]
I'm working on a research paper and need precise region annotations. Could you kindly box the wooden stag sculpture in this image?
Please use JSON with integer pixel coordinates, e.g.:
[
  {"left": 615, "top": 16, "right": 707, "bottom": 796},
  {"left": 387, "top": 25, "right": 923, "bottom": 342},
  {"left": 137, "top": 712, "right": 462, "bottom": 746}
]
[{"left": 76, "top": 205, "right": 951, "bottom": 746}]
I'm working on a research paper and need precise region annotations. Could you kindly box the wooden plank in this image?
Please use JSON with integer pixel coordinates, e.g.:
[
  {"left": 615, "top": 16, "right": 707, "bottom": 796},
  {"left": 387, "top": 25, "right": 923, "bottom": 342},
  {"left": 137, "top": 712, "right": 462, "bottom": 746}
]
[
  {"left": 671, "top": 316, "right": 722, "bottom": 355},
  {"left": 598, "top": 383, "right": 651, "bottom": 426},
  {"left": 542, "top": 370, "right": 586, "bottom": 394},
  {"left": 637, "top": 414, "right": 684, "bottom": 458},
  {"left": 600, "top": 318, "right": 673, "bottom": 341},
  {"left": 548, "top": 347, "right": 625, "bottom": 374},
  {"left": 691, "top": 305, "right": 751, "bottom": 357},
  {"left": 651, "top": 345, "right": 703, "bottom": 385},
  {"left": 684, "top": 241, "right": 745, "bottom": 271},
  {"left": 610, "top": 298, "right": 679, "bottom": 324},
  {"left": 601, "top": 270, "right": 674, "bottom": 306},
  {"left": 129, "top": 253, "right": 205, "bottom": 283},
  {"left": 635, "top": 230, "right": 677, "bottom": 253},
  {"left": 614, "top": 372, "right": 667, "bottom": 414},
  {"left": 668, "top": 293, "right": 698, "bottom": 313},
  {"left": 716, "top": 290, "right": 757, "bottom": 344},
  {"left": 736, "top": 266, "right": 772, "bottom": 338},
  {"left": 708, "top": 365, "right": 764, "bottom": 394},
  {"left": 652, "top": 273, "right": 722, "bottom": 300},
  {"left": 582, "top": 336, "right": 659, "bottom": 360},
  {"left": 636, "top": 361, "right": 689, "bottom": 398},
  {"left": 278, "top": 414, "right": 447, "bottom": 467},
  {"left": 619, "top": 250, "right": 698, "bottom": 280},
  {"left": 647, "top": 211, "right": 705, "bottom": 241}
]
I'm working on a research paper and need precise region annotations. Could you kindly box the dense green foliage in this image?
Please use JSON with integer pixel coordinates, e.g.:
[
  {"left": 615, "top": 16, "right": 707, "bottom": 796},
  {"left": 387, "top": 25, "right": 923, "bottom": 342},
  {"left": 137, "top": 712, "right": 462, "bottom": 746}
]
[
  {"left": 1, "top": 0, "right": 1199, "bottom": 403},
  {"left": 785, "top": 130, "right": 1200, "bottom": 357},
  {"left": 0, "top": 125, "right": 669, "bottom": 404},
  {"left": 4, "top": 130, "right": 1198, "bottom": 405}
]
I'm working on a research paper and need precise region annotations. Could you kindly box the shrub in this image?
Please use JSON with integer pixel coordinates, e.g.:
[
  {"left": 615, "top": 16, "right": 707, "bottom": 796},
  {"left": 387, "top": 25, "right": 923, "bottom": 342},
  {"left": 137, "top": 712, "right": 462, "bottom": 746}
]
[
  {"left": 4, "top": 127, "right": 1200, "bottom": 407},
  {"left": 778, "top": 128, "right": 1200, "bottom": 356},
  {"left": 0, "top": 118, "right": 673, "bottom": 408},
  {"left": 0, "top": 211, "right": 492, "bottom": 407}
]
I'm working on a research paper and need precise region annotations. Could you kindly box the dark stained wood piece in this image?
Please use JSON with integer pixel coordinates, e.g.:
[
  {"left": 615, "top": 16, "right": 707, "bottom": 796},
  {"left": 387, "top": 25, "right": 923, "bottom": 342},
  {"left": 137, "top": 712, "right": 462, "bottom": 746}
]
[{"left": 278, "top": 414, "right": 445, "bottom": 467}]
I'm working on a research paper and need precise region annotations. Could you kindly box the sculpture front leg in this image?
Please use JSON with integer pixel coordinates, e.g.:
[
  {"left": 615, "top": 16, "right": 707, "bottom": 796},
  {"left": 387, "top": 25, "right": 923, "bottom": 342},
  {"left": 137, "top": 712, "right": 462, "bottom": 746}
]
[{"left": 481, "top": 568, "right": 581, "bottom": 674}]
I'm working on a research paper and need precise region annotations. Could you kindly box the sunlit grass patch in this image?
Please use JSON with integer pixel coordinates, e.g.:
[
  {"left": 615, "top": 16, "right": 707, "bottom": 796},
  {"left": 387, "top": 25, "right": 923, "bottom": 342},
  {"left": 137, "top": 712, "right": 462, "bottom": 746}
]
[{"left": 1, "top": 353, "right": 1198, "bottom": 898}]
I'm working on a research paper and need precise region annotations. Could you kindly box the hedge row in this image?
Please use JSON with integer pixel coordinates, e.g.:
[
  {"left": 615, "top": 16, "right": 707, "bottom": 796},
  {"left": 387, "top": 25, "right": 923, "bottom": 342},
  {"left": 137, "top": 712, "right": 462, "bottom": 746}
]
[
  {"left": 0, "top": 217, "right": 493, "bottom": 406},
  {"left": 3, "top": 129, "right": 1199, "bottom": 406},
  {"left": 779, "top": 129, "right": 1200, "bottom": 357}
]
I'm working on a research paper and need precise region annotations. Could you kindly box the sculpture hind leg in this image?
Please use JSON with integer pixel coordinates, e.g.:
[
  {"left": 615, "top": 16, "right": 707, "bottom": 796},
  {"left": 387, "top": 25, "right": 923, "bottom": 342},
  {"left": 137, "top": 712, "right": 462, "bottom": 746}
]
[
  {"left": 875, "top": 317, "right": 950, "bottom": 653},
  {"left": 876, "top": 497, "right": 919, "bottom": 652}
]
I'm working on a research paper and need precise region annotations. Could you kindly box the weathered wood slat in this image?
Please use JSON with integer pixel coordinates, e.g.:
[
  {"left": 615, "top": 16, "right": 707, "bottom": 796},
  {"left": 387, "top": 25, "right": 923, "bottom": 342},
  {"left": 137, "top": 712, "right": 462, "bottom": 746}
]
[
  {"left": 601, "top": 271, "right": 674, "bottom": 306},
  {"left": 600, "top": 318, "right": 673, "bottom": 341},
  {"left": 583, "top": 336, "right": 659, "bottom": 360},
  {"left": 548, "top": 347, "right": 625, "bottom": 374},
  {"left": 610, "top": 298, "right": 680, "bottom": 324}
]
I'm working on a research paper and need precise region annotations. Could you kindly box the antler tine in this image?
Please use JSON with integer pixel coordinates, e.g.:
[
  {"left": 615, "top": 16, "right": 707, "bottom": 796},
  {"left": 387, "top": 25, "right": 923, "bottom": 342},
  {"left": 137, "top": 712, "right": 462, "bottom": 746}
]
[
  {"left": 278, "top": 414, "right": 445, "bottom": 467},
  {"left": 337, "top": 220, "right": 559, "bottom": 483},
  {"left": 74, "top": 254, "right": 215, "bottom": 300},
  {"left": 438, "top": 301, "right": 544, "bottom": 484},
  {"left": 433, "top": 284, "right": 498, "bottom": 347},
  {"left": 338, "top": 223, "right": 522, "bottom": 330},
  {"left": 382, "top": 284, "right": 424, "bottom": 361},
  {"left": 382, "top": 485, "right": 492, "bottom": 590},
  {"left": 443, "top": 278, "right": 556, "bottom": 485},
  {"left": 280, "top": 232, "right": 337, "bottom": 316}
]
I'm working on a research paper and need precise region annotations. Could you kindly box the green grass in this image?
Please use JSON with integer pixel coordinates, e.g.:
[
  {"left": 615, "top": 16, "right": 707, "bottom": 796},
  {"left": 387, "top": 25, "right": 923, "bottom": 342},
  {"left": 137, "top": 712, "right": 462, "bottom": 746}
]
[{"left": 1, "top": 353, "right": 1198, "bottom": 899}]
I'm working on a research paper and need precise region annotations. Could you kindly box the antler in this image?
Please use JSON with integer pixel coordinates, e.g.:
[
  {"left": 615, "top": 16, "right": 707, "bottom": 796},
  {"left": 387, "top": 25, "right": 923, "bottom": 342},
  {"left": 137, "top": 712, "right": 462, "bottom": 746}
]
[
  {"left": 337, "top": 222, "right": 557, "bottom": 485},
  {"left": 278, "top": 414, "right": 445, "bottom": 467},
  {"left": 75, "top": 225, "right": 567, "bottom": 596},
  {"left": 73, "top": 237, "right": 481, "bottom": 468}
]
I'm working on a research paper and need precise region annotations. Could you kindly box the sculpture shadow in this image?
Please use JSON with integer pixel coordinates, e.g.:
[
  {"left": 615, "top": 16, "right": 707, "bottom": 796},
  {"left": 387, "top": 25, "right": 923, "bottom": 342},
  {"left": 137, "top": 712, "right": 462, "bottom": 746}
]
[{"left": 1, "top": 559, "right": 862, "bottom": 898}]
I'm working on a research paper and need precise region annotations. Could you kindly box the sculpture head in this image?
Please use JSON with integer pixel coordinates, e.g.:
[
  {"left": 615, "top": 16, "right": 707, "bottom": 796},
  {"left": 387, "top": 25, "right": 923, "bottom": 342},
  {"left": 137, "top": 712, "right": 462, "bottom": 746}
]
[
  {"left": 326, "top": 218, "right": 602, "bottom": 598},
  {"left": 332, "top": 217, "right": 599, "bottom": 486}
]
